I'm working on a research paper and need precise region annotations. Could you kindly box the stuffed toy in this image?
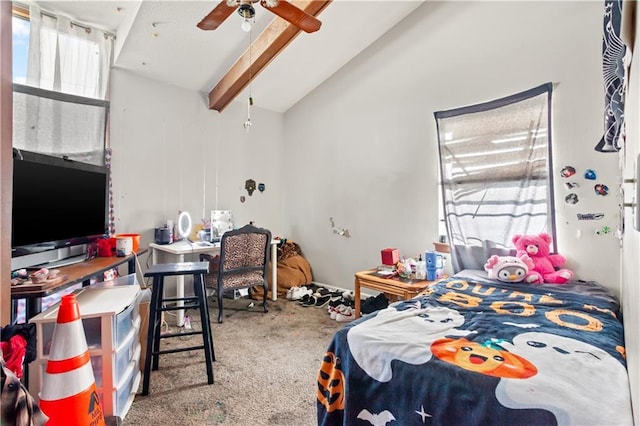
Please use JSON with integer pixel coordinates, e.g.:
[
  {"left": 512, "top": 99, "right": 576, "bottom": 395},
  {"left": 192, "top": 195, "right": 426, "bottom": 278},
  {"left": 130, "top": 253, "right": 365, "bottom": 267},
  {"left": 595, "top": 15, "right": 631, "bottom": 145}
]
[
  {"left": 484, "top": 254, "right": 535, "bottom": 283},
  {"left": 511, "top": 233, "right": 574, "bottom": 284}
]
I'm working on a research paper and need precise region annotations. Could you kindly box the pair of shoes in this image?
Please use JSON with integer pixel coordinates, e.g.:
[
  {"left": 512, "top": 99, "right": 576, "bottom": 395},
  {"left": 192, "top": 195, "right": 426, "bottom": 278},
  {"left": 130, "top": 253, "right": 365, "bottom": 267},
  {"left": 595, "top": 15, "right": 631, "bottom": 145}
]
[{"left": 361, "top": 293, "right": 389, "bottom": 314}]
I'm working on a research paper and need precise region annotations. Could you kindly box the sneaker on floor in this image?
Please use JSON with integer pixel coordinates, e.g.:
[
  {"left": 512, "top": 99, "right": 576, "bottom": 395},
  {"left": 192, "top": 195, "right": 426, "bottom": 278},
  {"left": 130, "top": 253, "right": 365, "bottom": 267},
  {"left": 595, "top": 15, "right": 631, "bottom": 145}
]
[
  {"left": 362, "top": 293, "right": 389, "bottom": 314},
  {"left": 298, "top": 294, "right": 314, "bottom": 306},
  {"left": 301, "top": 296, "right": 317, "bottom": 307},
  {"left": 307, "top": 284, "right": 321, "bottom": 294},
  {"left": 328, "top": 301, "right": 346, "bottom": 319},
  {"left": 286, "top": 287, "right": 298, "bottom": 300},
  {"left": 361, "top": 296, "right": 377, "bottom": 315},
  {"left": 327, "top": 296, "right": 342, "bottom": 307},
  {"left": 292, "top": 287, "right": 311, "bottom": 301},
  {"left": 314, "top": 287, "right": 331, "bottom": 297},
  {"left": 335, "top": 306, "right": 355, "bottom": 322},
  {"left": 314, "top": 295, "right": 332, "bottom": 308},
  {"left": 327, "top": 296, "right": 350, "bottom": 315},
  {"left": 374, "top": 293, "right": 389, "bottom": 310},
  {"left": 341, "top": 298, "right": 355, "bottom": 308},
  {"left": 289, "top": 286, "right": 302, "bottom": 300}
]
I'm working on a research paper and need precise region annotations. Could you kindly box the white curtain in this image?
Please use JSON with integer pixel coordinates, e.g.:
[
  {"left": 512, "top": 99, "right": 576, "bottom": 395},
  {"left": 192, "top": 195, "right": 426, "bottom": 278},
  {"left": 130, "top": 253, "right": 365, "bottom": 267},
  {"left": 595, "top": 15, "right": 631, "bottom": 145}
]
[
  {"left": 27, "top": 5, "right": 112, "bottom": 99},
  {"left": 435, "top": 83, "right": 555, "bottom": 272},
  {"left": 13, "top": 6, "right": 113, "bottom": 165}
]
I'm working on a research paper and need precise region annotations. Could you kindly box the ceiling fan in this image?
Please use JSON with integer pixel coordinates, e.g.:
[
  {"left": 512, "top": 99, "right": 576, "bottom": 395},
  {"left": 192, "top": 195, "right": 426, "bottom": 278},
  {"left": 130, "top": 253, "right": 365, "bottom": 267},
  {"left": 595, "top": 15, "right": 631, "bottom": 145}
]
[{"left": 197, "top": 0, "right": 322, "bottom": 33}]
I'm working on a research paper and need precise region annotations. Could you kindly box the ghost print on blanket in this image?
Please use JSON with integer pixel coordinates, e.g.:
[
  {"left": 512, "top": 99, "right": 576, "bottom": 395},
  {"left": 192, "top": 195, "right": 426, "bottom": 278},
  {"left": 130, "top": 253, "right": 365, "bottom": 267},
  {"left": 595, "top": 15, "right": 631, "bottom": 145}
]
[
  {"left": 347, "top": 304, "right": 473, "bottom": 382},
  {"left": 495, "top": 332, "right": 633, "bottom": 425}
]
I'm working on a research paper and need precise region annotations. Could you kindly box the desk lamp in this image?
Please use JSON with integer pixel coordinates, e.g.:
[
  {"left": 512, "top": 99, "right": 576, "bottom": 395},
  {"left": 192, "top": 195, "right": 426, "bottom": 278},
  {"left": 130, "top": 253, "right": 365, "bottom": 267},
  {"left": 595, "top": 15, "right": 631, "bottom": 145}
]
[{"left": 177, "top": 211, "right": 193, "bottom": 241}]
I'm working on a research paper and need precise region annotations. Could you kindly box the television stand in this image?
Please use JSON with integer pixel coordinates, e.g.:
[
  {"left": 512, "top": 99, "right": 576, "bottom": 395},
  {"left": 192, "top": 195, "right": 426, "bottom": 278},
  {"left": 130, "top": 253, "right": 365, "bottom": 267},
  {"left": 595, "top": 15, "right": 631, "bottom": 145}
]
[
  {"left": 12, "top": 249, "right": 148, "bottom": 322},
  {"left": 39, "top": 253, "right": 88, "bottom": 269}
]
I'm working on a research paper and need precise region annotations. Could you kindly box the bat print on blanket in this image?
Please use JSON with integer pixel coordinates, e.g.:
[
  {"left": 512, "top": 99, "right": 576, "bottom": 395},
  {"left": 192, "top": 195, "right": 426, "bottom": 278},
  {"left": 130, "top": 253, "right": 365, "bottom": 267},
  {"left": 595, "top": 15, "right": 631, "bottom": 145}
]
[
  {"left": 495, "top": 332, "right": 633, "bottom": 426},
  {"left": 346, "top": 304, "right": 473, "bottom": 382}
]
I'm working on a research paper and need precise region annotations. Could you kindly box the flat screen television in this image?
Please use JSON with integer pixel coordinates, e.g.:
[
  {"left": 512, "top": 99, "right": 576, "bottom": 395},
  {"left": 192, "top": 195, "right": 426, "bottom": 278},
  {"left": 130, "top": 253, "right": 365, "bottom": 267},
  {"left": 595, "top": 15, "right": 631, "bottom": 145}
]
[{"left": 11, "top": 149, "right": 108, "bottom": 270}]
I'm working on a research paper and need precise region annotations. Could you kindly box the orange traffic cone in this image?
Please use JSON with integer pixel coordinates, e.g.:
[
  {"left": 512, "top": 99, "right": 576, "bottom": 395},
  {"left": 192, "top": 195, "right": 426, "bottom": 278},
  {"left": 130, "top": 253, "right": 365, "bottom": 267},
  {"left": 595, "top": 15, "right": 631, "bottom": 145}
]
[{"left": 39, "top": 294, "right": 105, "bottom": 426}]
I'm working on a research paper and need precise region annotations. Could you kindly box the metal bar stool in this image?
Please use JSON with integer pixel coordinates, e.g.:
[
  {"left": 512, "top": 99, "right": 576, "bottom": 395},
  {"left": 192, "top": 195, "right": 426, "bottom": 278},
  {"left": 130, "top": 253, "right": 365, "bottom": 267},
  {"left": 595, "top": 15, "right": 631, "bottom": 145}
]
[{"left": 141, "top": 261, "right": 215, "bottom": 395}]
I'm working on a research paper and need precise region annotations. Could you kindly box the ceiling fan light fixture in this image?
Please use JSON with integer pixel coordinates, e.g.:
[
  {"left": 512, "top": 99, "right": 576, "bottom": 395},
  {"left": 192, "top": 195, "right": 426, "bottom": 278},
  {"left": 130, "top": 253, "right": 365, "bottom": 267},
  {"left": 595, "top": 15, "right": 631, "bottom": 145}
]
[{"left": 238, "top": 2, "right": 255, "bottom": 32}]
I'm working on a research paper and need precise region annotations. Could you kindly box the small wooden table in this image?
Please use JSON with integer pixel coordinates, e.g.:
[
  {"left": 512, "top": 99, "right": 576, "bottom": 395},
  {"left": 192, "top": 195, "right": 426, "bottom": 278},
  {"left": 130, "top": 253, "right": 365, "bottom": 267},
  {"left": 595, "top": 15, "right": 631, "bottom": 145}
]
[{"left": 354, "top": 269, "right": 441, "bottom": 318}]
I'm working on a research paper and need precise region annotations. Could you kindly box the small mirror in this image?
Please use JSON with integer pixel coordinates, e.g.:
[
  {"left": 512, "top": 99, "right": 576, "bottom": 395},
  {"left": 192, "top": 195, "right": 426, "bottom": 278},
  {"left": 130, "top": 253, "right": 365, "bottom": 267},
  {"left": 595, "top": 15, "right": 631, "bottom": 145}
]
[{"left": 177, "top": 211, "right": 192, "bottom": 240}]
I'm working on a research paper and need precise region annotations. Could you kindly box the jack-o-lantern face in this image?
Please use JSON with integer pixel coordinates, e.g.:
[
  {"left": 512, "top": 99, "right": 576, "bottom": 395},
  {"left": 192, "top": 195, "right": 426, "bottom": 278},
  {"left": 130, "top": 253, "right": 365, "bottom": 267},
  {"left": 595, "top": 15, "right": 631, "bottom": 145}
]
[
  {"left": 431, "top": 338, "right": 537, "bottom": 379},
  {"left": 317, "top": 352, "right": 345, "bottom": 412}
]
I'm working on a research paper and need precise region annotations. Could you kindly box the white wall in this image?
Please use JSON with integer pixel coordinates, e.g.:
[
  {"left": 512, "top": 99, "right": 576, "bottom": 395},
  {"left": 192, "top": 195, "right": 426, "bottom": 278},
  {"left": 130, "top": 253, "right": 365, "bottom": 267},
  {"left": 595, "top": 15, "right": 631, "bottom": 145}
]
[
  {"left": 109, "top": 69, "right": 284, "bottom": 255},
  {"left": 283, "top": 1, "right": 622, "bottom": 296}
]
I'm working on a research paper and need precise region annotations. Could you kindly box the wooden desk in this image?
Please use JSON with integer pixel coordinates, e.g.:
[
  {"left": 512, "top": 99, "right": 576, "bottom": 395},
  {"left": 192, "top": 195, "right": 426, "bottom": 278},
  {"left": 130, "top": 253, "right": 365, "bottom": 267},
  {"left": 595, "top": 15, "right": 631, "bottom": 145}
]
[
  {"left": 354, "top": 270, "right": 441, "bottom": 318},
  {"left": 11, "top": 249, "right": 148, "bottom": 322}
]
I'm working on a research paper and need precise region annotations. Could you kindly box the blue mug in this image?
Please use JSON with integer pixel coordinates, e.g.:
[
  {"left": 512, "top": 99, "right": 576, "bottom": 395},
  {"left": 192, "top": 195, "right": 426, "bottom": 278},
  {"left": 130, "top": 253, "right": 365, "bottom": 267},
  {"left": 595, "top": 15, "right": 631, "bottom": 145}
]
[{"left": 425, "top": 251, "right": 443, "bottom": 281}]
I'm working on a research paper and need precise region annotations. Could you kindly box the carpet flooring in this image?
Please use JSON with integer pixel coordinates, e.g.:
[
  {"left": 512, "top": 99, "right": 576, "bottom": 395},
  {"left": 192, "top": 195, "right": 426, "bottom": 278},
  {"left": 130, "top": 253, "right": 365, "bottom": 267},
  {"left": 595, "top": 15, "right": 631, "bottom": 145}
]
[{"left": 123, "top": 295, "right": 345, "bottom": 425}]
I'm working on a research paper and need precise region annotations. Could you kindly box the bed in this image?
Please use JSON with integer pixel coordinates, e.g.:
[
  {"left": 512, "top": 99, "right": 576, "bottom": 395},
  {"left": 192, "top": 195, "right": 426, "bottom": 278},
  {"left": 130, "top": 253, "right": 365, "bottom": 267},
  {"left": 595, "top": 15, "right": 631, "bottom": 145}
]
[{"left": 316, "top": 270, "right": 633, "bottom": 425}]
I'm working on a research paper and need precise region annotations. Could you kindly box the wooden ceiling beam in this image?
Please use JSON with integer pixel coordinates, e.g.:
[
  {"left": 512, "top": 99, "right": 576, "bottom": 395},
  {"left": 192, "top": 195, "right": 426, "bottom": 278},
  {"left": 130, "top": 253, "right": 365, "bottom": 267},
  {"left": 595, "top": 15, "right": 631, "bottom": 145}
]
[{"left": 207, "top": 0, "right": 331, "bottom": 112}]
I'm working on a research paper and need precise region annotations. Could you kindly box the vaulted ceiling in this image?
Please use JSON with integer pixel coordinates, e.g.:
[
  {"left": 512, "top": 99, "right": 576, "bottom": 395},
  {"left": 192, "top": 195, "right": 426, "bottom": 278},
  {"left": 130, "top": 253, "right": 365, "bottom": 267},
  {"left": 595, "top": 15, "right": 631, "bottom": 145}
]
[{"left": 24, "top": 1, "right": 425, "bottom": 113}]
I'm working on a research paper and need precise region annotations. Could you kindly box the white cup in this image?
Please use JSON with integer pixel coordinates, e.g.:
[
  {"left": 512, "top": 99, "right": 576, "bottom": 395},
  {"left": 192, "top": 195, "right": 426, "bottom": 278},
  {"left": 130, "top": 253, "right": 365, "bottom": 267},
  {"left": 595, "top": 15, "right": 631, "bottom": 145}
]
[{"left": 116, "top": 236, "right": 133, "bottom": 257}]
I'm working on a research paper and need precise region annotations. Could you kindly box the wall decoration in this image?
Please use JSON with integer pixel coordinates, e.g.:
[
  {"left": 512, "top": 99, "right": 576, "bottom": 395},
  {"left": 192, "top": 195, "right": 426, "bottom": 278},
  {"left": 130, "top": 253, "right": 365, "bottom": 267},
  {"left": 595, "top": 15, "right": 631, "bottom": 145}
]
[
  {"left": 584, "top": 169, "right": 597, "bottom": 180},
  {"left": 329, "top": 217, "right": 351, "bottom": 238},
  {"left": 245, "top": 178, "right": 256, "bottom": 196},
  {"left": 595, "top": 0, "right": 627, "bottom": 152},
  {"left": 595, "top": 226, "right": 612, "bottom": 235},
  {"left": 258, "top": 183, "right": 265, "bottom": 193},
  {"left": 565, "top": 182, "right": 579, "bottom": 190},
  {"left": 240, "top": 196, "right": 246, "bottom": 203},
  {"left": 594, "top": 184, "right": 610, "bottom": 196},
  {"left": 577, "top": 213, "right": 605, "bottom": 220},
  {"left": 561, "top": 166, "right": 576, "bottom": 178},
  {"left": 565, "top": 193, "right": 579, "bottom": 205}
]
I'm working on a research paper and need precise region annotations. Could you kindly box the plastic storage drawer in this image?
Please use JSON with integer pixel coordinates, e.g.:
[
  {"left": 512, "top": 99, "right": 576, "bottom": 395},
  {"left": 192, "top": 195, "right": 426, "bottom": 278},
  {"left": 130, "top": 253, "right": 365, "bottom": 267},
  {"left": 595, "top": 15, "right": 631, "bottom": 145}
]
[{"left": 29, "top": 283, "right": 141, "bottom": 420}]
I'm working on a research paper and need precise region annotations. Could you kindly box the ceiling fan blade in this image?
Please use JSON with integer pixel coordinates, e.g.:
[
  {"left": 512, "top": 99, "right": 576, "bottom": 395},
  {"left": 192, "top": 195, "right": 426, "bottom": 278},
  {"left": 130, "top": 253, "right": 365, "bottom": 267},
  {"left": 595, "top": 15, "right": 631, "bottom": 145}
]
[
  {"left": 260, "top": 0, "right": 322, "bottom": 33},
  {"left": 197, "top": 1, "right": 238, "bottom": 30}
]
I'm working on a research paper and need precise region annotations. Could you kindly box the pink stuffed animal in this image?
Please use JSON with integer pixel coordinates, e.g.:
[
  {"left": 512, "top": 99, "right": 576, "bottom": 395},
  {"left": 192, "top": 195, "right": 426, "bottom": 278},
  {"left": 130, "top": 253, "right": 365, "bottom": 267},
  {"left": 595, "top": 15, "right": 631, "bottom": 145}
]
[{"left": 511, "top": 233, "right": 574, "bottom": 284}]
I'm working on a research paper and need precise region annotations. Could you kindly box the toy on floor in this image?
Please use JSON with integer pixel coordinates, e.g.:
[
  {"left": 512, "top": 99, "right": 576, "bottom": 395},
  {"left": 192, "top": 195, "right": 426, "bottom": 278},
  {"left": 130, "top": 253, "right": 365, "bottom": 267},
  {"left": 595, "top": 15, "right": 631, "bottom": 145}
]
[
  {"left": 484, "top": 254, "right": 535, "bottom": 283},
  {"left": 511, "top": 233, "right": 574, "bottom": 284}
]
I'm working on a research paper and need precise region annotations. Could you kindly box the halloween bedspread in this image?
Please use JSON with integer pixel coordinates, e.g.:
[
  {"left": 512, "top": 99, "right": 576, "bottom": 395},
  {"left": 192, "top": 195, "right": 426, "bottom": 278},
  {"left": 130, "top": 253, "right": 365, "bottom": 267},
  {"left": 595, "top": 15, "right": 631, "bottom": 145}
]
[{"left": 317, "top": 272, "right": 633, "bottom": 425}]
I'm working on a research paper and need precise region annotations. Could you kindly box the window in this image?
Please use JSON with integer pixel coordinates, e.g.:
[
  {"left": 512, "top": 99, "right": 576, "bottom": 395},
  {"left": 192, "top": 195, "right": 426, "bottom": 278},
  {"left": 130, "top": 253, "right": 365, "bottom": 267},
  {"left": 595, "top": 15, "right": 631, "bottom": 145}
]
[
  {"left": 12, "top": 14, "right": 29, "bottom": 83},
  {"left": 11, "top": 5, "right": 113, "bottom": 166},
  {"left": 434, "top": 83, "right": 555, "bottom": 272}
]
